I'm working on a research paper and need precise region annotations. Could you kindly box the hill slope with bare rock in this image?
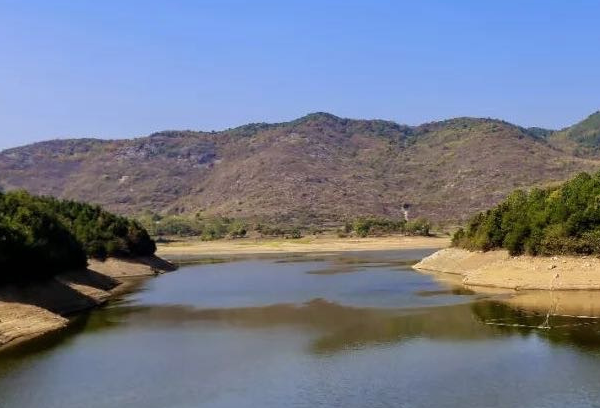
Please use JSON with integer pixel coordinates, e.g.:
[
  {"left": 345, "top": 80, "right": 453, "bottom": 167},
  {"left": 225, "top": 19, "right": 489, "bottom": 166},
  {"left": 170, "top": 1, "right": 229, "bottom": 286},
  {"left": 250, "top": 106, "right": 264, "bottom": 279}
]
[{"left": 1, "top": 112, "right": 600, "bottom": 223}]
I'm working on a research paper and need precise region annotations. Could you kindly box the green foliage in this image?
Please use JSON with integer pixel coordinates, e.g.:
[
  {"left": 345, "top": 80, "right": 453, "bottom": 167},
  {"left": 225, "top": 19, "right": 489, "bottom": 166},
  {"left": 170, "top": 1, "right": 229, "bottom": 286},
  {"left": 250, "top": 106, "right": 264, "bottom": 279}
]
[
  {"left": 0, "top": 193, "right": 87, "bottom": 283},
  {"left": 255, "top": 223, "right": 285, "bottom": 237},
  {"left": 344, "top": 216, "right": 431, "bottom": 237},
  {"left": 150, "top": 215, "right": 200, "bottom": 236},
  {"left": 255, "top": 223, "right": 303, "bottom": 239},
  {"left": 227, "top": 219, "right": 248, "bottom": 238},
  {"left": 46, "top": 197, "right": 156, "bottom": 258},
  {"left": 0, "top": 190, "right": 155, "bottom": 283},
  {"left": 453, "top": 172, "right": 600, "bottom": 256},
  {"left": 139, "top": 213, "right": 247, "bottom": 240},
  {"left": 288, "top": 227, "right": 303, "bottom": 239},
  {"left": 351, "top": 217, "right": 406, "bottom": 237},
  {"left": 199, "top": 218, "right": 226, "bottom": 241},
  {"left": 405, "top": 218, "right": 432, "bottom": 236},
  {"left": 566, "top": 112, "right": 600, "bottom": 149}
]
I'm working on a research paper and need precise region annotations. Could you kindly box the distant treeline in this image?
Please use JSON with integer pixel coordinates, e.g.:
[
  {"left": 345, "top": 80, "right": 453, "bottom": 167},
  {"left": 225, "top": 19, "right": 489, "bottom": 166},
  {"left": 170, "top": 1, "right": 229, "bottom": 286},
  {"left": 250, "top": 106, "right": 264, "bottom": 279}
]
[
  {"left": 341, "top": 217, "right": 431, "bottom": 237},
  {"left": 0, "top": 191, "right": 155, "bottom": 283},
  {"left": 453, "top": 172, "right": 600, "bottom": 256},
  {"left": 138, "top": 212, "right": 432, "bottom": 239},
  {"left": 138, "top": 213, "right": 249, "bottom": 240},
  {"left": 138, "top": 213, "right": 309, "bottom": 240}
]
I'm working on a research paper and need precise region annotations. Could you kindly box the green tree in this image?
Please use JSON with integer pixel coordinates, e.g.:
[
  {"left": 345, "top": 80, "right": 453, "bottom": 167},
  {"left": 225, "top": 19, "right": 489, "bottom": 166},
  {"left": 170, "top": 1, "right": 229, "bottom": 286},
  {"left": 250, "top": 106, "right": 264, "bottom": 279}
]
[{"left": 453, "top": 171, "right": 600, "bottom": 256}]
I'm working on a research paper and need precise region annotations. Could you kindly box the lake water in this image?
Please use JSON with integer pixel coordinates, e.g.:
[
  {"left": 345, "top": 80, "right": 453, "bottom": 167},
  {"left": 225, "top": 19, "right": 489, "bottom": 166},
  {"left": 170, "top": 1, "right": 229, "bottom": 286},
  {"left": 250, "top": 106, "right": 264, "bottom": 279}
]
[{"left": 3, "top": 249, "right": 600, "bottom": 407}]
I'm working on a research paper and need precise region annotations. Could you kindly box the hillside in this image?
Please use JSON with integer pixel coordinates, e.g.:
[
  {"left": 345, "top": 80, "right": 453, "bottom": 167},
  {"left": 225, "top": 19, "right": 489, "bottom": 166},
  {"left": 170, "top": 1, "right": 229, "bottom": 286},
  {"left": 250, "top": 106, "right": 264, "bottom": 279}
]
[
  {"left": 547, "top": 111, "right": 600, "bottom": 156},
  {"left": 1, "top": 112, "right": 600, "bottom": 224}
]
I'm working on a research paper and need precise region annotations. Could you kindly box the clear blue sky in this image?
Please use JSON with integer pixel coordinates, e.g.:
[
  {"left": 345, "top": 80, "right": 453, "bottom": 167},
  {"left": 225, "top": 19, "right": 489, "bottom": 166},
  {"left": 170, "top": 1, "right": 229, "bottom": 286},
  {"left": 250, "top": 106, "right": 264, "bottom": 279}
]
[{"left": 1, "top": 0, "right": 599, "bottom": 150}]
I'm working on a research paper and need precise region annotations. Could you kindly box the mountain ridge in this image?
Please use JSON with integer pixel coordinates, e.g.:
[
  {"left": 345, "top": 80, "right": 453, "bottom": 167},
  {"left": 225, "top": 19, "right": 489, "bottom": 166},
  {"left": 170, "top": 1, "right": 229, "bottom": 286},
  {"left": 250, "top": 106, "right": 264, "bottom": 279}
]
[{"left": 1, "top": 111, "right": 599, "bottom": 224}]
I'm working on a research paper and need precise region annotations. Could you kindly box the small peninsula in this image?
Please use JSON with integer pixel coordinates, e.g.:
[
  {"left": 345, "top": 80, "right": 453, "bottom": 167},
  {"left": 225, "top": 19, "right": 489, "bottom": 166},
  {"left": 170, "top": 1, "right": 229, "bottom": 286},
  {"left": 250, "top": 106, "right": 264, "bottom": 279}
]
[{"left": 416, "top": 172, "right": 600, "bottom": 290}]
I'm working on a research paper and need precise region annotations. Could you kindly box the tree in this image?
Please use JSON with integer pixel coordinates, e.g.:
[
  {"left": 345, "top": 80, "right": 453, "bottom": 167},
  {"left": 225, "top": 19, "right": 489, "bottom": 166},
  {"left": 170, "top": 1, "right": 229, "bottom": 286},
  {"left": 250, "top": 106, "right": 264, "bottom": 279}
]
[
  {"left": 453, "top": 171, "right": 600, "bottom": 256},
  {"left": 0, "top": 190, "right": 156, "bottom": 284}
]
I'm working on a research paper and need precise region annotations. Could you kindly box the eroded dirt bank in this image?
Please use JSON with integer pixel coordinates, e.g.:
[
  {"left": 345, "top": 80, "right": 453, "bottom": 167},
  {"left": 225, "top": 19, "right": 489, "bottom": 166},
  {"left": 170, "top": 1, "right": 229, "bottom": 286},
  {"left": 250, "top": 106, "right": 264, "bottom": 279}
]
[
  {"left": 414, "top": 248, "right": 600, "bottom": 290},
  {"left": 0, "top": 256, "right": 176, "bottom": 349}
]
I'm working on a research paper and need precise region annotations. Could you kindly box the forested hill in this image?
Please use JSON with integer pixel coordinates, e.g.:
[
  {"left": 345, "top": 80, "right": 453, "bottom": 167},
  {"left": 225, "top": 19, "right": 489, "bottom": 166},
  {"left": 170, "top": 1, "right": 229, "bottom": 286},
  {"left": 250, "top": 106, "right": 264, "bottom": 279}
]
[
  {"left": 453, "top": 171, "right": 600, "bottom": 256},
  {"left": 0, "top": 191, "right": 156, "bottom": 283},
  {"left": 1, "top": 111, "right": 600, "bottom": 223}
]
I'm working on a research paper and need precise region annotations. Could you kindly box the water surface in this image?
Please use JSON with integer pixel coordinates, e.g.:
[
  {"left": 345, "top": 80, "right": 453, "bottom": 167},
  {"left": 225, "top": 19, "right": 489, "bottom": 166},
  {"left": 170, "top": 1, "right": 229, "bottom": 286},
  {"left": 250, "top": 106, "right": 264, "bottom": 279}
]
[{"left": 2, "top": 249, "right": 600, "bottom": 407}]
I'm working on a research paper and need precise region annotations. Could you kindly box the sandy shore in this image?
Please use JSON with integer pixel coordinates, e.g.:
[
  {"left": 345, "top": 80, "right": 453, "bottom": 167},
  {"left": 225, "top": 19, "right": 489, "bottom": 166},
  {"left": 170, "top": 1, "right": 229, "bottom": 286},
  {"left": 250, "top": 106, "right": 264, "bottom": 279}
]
[
  {"left": 414, "top": 248, "right": 600, "bottom": 290},
  {"left": 157, "top": 235, "right": 450, "bottom": 261},
  {"left": 0, "top": 256, "right": 176, "bottom": 350}
]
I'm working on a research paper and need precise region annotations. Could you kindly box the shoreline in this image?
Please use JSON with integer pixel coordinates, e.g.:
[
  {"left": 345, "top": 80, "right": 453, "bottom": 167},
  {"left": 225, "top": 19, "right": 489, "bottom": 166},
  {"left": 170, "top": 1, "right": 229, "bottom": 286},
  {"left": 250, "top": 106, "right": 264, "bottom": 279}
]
[
  {"left": 0, "top": 255, "right": 176, "bottom": 351},
  {"left": 1, "top": 237, "right": 446, "bottom": 351},
  {"left": 156, "top": 235, "right": 451, "bottom": 261},
  {"left": 6, "top": 240, "right": 600, "bottom": 351},
  {"left": 414, "top": 248, "right": 600, "bottom": 291}
]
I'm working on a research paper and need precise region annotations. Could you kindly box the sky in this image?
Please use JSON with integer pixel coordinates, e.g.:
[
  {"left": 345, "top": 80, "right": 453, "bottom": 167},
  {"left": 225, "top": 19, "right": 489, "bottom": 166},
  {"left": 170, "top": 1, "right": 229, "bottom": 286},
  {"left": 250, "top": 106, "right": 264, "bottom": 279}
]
[{"left": 0, "top": 0, "right": 599, "bottom": 150}]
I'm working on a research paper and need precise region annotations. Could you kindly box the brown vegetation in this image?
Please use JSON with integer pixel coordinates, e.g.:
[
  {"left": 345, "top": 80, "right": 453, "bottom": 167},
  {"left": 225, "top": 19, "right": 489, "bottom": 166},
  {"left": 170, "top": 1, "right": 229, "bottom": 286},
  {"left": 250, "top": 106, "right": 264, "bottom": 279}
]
[{"left": 1, "top": 112, "right": 600, "bottom": 223}]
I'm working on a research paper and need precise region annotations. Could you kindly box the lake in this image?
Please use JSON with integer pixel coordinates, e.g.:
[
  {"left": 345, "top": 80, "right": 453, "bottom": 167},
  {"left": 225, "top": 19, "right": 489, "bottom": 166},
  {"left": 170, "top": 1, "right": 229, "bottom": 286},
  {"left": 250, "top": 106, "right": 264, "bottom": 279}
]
[{"left": 2, "top": 249, "right": 600, "bottom": 408}]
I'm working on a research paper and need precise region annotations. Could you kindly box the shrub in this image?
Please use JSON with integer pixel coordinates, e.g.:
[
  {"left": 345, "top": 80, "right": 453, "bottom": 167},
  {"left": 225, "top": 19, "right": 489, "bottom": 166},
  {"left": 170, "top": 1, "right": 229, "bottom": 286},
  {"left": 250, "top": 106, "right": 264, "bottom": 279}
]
[
  {"left": 287, "top": 228, "right": 303, "bottom": 239},
  {"left": 405, "top": 218, "right": 431, "bottom": 236},
  {"left": 346, "top": 216, "right": 432, "bottom": 237},
  {"left": 351, "top": 216, "right": 406, "bottom": 237},
  {"left": 227, "top": 220, "right": 248, "bottom": 238},
  {"left": 256, "top": 224, "right": 285, "bottom": 237}
]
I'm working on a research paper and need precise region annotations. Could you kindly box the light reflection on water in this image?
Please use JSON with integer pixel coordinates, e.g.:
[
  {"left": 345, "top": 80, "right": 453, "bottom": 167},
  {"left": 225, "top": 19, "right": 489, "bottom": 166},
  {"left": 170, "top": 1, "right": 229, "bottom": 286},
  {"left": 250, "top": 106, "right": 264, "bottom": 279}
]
[{"left": 2, "top": 249, "right": 600, "bottom": 408}]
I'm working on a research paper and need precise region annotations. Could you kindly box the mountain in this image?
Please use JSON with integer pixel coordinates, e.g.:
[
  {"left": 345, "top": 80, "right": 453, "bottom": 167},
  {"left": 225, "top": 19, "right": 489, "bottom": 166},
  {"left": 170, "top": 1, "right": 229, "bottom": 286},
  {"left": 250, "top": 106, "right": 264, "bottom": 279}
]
[
  {"left": 547, "top": 111, "right": 600, "bottom": 156},
  {"left": 1, "top": 112, "right": 599, "bottom": 224}
]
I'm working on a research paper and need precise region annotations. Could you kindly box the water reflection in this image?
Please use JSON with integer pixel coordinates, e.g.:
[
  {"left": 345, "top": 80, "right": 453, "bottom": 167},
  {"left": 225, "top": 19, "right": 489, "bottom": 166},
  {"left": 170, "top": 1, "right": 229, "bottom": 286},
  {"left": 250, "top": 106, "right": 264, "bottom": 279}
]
[
  {"left": 4, "top": 251, "right": 600, "bottom": 408},
  {"left": 6, "top": 252, "right": 600, "bottom": 359},
  {"left": 104, "top": 293, "right": 600, "bottom": 355},
  {"left": 306, "top": 257, "right": 420, "bottom": 275},
  {"left": 6, "top": 290, "right": 600, "bottom": 363},
  {"left": 415, "top": 287, "right": 477, "bottom": 297},
  {"left": 473, "top": 298, "right": 600, "bottom": 353}
]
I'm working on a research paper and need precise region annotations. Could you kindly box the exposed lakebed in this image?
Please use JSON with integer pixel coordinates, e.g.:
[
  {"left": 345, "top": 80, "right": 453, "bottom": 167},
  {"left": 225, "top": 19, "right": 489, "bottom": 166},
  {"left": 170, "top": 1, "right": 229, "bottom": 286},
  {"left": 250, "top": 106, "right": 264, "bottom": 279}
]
[{"left": 2, "top": 249, "right": 600, "bottom": 407}]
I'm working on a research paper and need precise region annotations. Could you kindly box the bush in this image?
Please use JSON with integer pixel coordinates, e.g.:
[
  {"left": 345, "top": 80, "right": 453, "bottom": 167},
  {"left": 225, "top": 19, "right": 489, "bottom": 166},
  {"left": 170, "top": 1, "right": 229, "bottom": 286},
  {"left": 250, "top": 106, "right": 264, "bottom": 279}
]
[
  {"left": 200, "top": 218, "right": 228, "bottom": 241},
  {"left": 405, "top": 218, "right": 431, "bottom": 236},
  {"left": 287, "top": 228, "right": 303, "bottom": 239},
  {"left": 227, "top": 220, "right": 248, "bottom": 238}
]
